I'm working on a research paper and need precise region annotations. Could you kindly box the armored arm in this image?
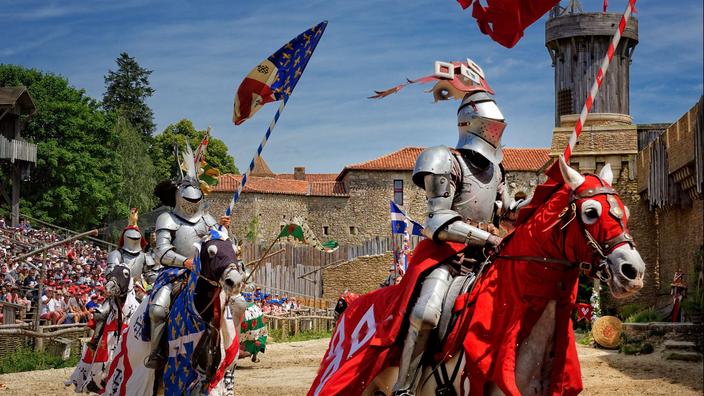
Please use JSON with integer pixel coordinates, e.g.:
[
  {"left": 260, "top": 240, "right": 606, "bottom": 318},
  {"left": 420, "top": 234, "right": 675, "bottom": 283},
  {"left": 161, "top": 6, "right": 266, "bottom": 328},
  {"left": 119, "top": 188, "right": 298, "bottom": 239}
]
[
  {"left": 413, "top": 146, "right": 498, "bottom": 246},
  {"left": 154, "top": 213, "right": 188, "bottom": 268}
]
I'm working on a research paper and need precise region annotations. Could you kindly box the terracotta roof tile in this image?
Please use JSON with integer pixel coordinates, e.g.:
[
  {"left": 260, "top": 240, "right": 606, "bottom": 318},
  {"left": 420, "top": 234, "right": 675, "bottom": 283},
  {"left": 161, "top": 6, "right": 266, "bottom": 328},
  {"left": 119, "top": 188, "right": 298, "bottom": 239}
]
[
  {"left": 339, "top": 146, "right": 550, "bottom": 177},
  {"left": 275, "top": 173, "right": 338, "bottom": 182},
  {"left": 213, "top": 174, "right": 347, "bottom": 196},
  {"left": 345, "top": 147, "right": 423, "bottom": 171},
  {"left": 214, "top": 175, "right": 308, "bottom": 195},
  {"left": 310, "top": 181, "right": 348, "bottom": 196},
  {"left": 501, "top": 148, "right": 552, "bottom": 171}
]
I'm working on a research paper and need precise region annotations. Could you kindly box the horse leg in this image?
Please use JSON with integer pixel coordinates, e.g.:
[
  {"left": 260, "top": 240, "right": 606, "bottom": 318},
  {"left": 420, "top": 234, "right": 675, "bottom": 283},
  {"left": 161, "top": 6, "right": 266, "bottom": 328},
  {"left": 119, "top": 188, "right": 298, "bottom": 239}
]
[
  {"left": 514, "top": 300, "right": 556, "bottom": 396},
  {"left": 362, "top": 367, "right": 399, "bottom": 396}
]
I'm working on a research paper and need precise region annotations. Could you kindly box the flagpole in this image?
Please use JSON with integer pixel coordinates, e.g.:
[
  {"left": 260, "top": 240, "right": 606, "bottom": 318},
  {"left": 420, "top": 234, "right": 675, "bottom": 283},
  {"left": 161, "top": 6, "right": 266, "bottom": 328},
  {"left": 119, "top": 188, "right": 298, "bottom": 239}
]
[
  {"left": 562, "top": 0, "right": 636, "bottom": 162},
  {"left": 225, "top": 98, "right": 288, "bottom": 218},
  {"left": 244, "top": 235, "right": 281, "bottom": 284}
]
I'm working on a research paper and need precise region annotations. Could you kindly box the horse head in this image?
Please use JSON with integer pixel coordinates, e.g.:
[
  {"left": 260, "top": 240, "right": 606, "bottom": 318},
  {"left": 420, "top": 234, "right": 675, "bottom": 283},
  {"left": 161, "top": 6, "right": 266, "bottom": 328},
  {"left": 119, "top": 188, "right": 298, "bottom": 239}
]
[
  {"left": 104, "top": 263, "right": 132, "bottom": 298},
  {"left": 200, "top": 238, "right": 244, "bottom": 297},
  {"left": 558, "top": 156, "right": 645, "bottom": 298}
]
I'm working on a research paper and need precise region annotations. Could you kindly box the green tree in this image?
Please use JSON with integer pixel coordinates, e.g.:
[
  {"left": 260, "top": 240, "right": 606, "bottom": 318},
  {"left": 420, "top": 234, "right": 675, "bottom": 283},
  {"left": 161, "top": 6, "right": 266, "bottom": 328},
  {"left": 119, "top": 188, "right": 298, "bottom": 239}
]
[
  {"left": 115, "top": 115, "right": 157, "bottom": 212},
  {"left": 103, "top": 52, "right": 156, "bottom": 139},
  {"left": 152, "top": 119, "right": 238, "bottom": 181},
  {"left": 0, "top": 64, "right": 125, "bottom": 229}
]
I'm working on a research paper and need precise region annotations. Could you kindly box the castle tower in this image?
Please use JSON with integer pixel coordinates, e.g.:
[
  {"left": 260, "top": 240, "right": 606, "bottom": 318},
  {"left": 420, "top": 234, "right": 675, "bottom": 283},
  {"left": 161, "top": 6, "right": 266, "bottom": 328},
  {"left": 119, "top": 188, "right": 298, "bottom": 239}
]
[
  {"left": 546, "top": 4, "right": 663, "bottom": 305},
  {"left": 546, "top": 1, "right": 639, "bottom": 177}
]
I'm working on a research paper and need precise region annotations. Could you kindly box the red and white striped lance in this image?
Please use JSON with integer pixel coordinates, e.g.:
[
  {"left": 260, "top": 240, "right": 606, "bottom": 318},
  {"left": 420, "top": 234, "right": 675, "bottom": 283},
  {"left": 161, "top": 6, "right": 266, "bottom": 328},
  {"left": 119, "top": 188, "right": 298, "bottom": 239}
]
[{"left": 563, "top": 0, "right": 637, "bottom": 162}]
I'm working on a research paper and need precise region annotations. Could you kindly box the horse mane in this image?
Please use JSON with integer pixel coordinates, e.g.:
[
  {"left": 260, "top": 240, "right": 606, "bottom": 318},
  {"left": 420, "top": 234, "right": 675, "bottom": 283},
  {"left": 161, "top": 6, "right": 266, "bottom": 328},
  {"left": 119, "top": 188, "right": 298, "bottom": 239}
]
[{"left": 514, "top": 161, "right": 567, "bottom": 226}]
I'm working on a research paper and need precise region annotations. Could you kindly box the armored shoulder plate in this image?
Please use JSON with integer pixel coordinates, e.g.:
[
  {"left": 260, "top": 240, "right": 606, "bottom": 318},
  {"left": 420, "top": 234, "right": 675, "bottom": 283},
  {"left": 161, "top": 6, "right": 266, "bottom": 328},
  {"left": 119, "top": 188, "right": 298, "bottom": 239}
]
[
  {"left": 106, "top": 249, "right": 122, "bottom": 266},
  {"left": 155, "top": 212, "right": 180, "bottom": 232},
  {"left": 412, "top": 146, "right": 454, "bottom": 188}
]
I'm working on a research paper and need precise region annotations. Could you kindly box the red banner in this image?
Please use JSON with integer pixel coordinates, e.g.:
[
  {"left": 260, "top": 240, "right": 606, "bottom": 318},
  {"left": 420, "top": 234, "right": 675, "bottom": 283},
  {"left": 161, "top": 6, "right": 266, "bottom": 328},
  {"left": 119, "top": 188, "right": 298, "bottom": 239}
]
[
  {"left": 575, "top": 303, "right": 593, "bottom": 322},
  {"left": 308, "top": 287, "right": 400, "bottom": 396}
]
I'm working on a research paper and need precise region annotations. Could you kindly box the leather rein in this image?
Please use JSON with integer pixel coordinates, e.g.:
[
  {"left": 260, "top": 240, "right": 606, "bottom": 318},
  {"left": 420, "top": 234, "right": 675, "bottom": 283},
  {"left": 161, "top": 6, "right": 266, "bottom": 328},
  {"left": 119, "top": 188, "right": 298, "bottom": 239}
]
[{"left": 494, "top": 182, "right": 635, "bottom": 281}]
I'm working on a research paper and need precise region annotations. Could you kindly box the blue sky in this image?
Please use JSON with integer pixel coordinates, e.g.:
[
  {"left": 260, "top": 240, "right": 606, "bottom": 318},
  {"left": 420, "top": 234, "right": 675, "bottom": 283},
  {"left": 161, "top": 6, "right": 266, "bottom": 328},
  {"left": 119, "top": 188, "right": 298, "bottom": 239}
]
[{"left": 2, "top": 0, "right": 702, "bottom": 173}]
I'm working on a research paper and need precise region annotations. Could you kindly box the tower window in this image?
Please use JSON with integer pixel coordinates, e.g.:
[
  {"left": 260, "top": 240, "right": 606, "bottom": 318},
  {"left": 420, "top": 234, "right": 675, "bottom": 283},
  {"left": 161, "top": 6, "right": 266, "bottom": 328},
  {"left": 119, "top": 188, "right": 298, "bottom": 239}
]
[
  {"left": 557, "top": 88, "right": 573, "bottom": 118},
  {"left": 349, "top": 226, "right": 357, "bottom": 235},
  {"left": 393, "top": 179, "right": 404, "bottom": 205},
  {"left": 322, "top": 226, "right": 329, "bottom": 236}
]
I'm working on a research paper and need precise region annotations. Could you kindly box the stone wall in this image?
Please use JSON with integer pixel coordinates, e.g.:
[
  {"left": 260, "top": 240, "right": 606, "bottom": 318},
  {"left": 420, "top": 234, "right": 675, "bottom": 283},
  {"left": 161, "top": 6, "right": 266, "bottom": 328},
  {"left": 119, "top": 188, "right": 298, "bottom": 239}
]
[
  {"left": 206, "top": 170, "right": 428, "bottom": 246},
  {"left": 206, "top": 192, "right": 310, "bottom": 242},
  {"left": 322, "top": 252, "right": 393, "bottom": 300},
  {"left": 505, "top": 170, "right": 546, "bottom": 200},
  {"left": 615, "top": 170, "right": 660, "bottom": 306},
  {"left": 656, "top": 199, "right": 704, "bottom": 293}
]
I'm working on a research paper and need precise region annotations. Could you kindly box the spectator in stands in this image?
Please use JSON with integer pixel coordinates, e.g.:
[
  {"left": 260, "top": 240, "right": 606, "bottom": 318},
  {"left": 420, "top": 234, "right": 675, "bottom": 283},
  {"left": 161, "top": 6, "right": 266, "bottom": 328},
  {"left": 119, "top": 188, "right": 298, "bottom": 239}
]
[
  {"left": 20, "top": 291, "right": 32, "bottom": 312},
  {"left": 40, "top": 289, "right": 63, "bottom": 324},
  {"left": 4, "top": 285, "right": 20, "bottom": 304},
  {"left": 85, "top": 294, "right": 100, "bottom": 311},
  {"left": 67, "top": 288, "right": 88, "bottom": 323},
  {"left": 1, "top": 263, "right": 14, "bottom": 285},
  {"left": 58, "top": 290, "right": 75, "bottom": 324}
]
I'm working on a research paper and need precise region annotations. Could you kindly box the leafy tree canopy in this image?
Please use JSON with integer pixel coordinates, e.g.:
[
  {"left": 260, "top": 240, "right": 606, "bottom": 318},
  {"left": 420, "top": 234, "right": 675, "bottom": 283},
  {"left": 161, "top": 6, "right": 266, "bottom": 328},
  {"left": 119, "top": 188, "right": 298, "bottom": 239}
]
[
  {"left": 0, "top": 64, "right": 126, "bottom": 229},
  {"left": 103, "top": 52, "right": 156, "bottom": 139},
  {"left": 152, "top": 119, "right": 238, "bottom": 181},
  {"left": 115, "top": 115, "right": 157, "bottom": 213}
]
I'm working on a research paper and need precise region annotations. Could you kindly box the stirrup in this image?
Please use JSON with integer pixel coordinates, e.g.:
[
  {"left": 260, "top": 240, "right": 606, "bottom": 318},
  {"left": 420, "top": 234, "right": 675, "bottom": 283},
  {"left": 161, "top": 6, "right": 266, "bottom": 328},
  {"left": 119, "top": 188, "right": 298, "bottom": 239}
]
[
  {"left": 392, "top": 391, "right": 415, "bottom": 396},
  {"left": 144, "top": 353, "right": 166, "bottom": 369}
]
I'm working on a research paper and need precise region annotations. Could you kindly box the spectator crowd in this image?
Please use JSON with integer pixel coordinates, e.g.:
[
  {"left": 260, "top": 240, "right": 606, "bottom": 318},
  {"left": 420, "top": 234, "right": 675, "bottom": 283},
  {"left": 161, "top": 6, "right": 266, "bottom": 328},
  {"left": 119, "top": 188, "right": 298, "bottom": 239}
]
[
  {"left": 1, "top": 218, "right": 318, "bottom": 325},
  {"left": 242, "top": 288, "right": 299, "bottom": 315},
  {"left": 0, "top": 218, "right": 111, "bottom": 325}
]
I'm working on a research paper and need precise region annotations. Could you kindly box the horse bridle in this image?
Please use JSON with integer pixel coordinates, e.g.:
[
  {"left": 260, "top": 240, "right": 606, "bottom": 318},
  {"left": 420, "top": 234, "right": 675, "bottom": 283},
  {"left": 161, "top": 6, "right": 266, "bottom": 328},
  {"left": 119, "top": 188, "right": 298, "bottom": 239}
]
[{"left": 495, "top": 179, "right": 635, "bottom": 281}]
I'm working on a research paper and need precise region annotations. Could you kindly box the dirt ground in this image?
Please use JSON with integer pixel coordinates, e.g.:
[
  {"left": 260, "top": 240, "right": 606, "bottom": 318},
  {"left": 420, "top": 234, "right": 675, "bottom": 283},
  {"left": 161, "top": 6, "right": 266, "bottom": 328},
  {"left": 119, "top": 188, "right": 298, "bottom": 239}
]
[{"left": 0, "top": 339, "right": 701, "bottom": 395}]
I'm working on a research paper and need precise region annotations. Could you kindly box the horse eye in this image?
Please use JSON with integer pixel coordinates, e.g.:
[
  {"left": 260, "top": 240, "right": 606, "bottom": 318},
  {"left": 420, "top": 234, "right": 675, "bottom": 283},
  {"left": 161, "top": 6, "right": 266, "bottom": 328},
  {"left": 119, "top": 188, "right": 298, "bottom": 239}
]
[{"left": 581, "top": 199, "right": 602, "bottom": 225}]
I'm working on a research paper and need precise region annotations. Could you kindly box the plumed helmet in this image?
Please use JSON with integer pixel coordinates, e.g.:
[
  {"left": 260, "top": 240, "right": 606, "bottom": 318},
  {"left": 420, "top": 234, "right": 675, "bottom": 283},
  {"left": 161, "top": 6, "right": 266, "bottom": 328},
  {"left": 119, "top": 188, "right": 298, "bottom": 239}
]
[
  {"left": 456, "top": 90, "right": 506, "bottom": 164},
  {"left": 153, "top": 144, "right": 206, "bottom": 223},
  {"left": 118, "top": 208, "right": 147, "bottom": 254}
]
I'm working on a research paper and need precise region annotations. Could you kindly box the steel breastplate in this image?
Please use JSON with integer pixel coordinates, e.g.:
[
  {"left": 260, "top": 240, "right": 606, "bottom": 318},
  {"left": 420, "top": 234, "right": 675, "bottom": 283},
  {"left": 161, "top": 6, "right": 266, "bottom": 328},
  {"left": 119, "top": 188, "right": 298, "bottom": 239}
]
[
  {"left": 121, "top": 250, "right": 146, "bottom": 279},
  {"left": 172, "top": 216, "right": 210, "bottom": 258},
  {"left": 452, "top": 153, "right": 501, "bottom": 223}
]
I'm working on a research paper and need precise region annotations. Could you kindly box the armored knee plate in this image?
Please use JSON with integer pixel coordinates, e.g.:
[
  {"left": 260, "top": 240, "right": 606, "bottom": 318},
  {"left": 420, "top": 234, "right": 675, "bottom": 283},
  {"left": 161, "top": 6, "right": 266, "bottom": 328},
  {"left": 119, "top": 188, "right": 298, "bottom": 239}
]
[
  {"left": 149, "top": 303, "right": 169, "bottom": 324},
  {"left": 409, "top": 265, "right": 453, "bottom": 330}
]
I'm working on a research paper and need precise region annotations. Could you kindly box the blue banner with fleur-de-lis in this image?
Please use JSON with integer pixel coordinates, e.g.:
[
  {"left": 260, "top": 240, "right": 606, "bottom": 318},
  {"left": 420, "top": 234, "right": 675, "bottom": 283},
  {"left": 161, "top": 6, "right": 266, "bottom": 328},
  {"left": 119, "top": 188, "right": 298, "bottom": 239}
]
[{"left": 163, "top": 243, "right": 206, "bottom": 394}]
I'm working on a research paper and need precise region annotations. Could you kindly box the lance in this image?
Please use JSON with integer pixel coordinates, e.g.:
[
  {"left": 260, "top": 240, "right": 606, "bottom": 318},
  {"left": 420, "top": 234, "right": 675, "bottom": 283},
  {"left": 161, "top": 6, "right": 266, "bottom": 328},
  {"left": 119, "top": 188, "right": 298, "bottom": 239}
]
[{"left": 562, "top": 0, "right": 637, "bottom": 162}]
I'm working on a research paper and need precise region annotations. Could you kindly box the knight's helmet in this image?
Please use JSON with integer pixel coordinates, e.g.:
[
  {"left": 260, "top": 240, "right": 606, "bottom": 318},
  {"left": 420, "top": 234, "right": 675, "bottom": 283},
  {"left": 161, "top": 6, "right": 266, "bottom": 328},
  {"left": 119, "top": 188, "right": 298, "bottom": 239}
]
[
  {"left": 456, "top": 90, "right": 506, "bottom": 165},
  {"left": 153, "top": 143, "right": 209, "bottom": 223},
  {"left": 118, "top": 208, "right": 147, "bottom": 254},
  {"left": 174, "top": 144, "right": 206, "bottom": 222}
]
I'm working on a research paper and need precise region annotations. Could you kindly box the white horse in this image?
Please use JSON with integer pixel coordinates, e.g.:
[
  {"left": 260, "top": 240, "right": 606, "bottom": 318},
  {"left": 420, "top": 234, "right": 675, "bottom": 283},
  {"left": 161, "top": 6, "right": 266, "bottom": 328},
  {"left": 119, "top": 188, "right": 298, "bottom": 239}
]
[{"left": 66, "top": 264, "right": 140, "bottom": 393}]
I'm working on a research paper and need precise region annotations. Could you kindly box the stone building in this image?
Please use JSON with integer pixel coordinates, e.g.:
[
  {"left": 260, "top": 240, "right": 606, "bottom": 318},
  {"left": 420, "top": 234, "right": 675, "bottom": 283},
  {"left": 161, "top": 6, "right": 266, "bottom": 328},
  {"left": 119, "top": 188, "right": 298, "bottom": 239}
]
[
  {"left": 206, "top": 147, "right": 551, "bottom": 246},
  {"left": 636, "top": 99, "right": 703, "bottom": 302}
]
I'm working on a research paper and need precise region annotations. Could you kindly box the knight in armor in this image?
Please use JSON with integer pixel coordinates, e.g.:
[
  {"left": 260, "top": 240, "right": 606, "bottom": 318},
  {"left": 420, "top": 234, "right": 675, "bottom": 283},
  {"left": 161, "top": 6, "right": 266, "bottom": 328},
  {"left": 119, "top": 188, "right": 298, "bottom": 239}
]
[
  {"left": 88, "top": 209, "right": 154, "bottom": 351},
  {"left": 145, "top": 145, "right": 231, "bottom": 369},
  {"left": 392, "top": 86, "right": 507, "bottom": 394}
]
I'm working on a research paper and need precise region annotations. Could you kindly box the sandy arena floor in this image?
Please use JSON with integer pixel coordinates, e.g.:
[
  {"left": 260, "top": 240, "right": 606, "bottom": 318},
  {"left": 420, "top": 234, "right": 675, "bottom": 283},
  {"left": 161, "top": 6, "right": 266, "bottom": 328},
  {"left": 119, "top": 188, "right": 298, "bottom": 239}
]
[{"left": 0, "top": 338, "right": 701, "bottom": 395}]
